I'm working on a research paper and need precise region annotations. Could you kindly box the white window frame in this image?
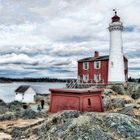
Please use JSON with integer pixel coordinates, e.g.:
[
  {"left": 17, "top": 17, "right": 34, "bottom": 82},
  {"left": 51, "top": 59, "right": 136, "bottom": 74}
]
[
  {"left": 78, "top": 75, "right": 83, "bottom": 83},
  {"left": 111, "top": 61, "right": 114, "bottom": 68},
  {"left": 94, "top": 74, "right": 101, "bottom": 83},
  {"left": 83, "top": 74, "right": 89, "bottom": 82},
  {"left": 83, "top": 62, "right": 89, "bottom": 70},
  {"left": 94, "top": 61, "right": 101, "bottom": 69}
]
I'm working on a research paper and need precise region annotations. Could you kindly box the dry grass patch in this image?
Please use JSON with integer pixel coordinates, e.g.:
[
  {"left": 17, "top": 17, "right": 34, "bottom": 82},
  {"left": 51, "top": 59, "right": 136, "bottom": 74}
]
[
  {"left": 133, "top": 108, "right": 140, "bottom": 116},
  {"left": 110, "top": 94, "right": 134, "bottom": 102},
  {"left": 0, "top": 118, "right": 44, "bottom": 130}
]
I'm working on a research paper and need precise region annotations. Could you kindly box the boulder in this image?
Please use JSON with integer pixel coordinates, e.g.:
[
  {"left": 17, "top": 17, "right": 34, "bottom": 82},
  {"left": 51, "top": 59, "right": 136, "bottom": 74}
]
[
  {"left": 8, "top": 101, "right": 23, "bottom": 112},
  {"left": 103, "top": 113, "right": 140, "bottom": 139},
  {"left": 111, "top": 98, "right": 125, "bottom": 108},
  {"left": 128, "top": 83, "right": 140, "bottom": 99},
  {"left": 16, "top": 109, "right": 41, "bottom": 119},
  {"left": 0, "top": 106, "right": 8, "bottom": 114},
  {"left": 0, "top": 109, "right": 43, "bottom": 121},
  {"left": 11, "top": 111, "right": 140, "bottom": 140},
  {"left": 117, "top": 105, "right": 134, "bottom": 115},
  {"left": 0, "top": 99, "right": 7, "bottom": 106},
  {"left": 0, "top": 99, "right": 8, "bottom": 114},
  {"left": 109, "top": 85, "right": 126, "bottom": 95},
  {"left": 103, "top": 95, "right": 112, "bottom": 111},
  {"left": 0, "top": 112, "right": 15, "bottom": 121},
  {"left": 103, "top": 95, "right": 133, "bottom": 111}
]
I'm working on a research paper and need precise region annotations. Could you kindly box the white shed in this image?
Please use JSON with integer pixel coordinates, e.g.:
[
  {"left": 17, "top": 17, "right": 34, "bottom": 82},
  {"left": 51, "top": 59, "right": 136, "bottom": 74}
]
[{"left": 15, "top": 85, "right": 36, "bottom": 103}]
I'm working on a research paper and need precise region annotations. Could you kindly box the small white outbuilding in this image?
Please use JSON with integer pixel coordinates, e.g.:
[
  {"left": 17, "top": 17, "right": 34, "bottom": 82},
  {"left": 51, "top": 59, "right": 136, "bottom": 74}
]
[{"left": 15, "top": 85, "right": 36, "bottom": 103}]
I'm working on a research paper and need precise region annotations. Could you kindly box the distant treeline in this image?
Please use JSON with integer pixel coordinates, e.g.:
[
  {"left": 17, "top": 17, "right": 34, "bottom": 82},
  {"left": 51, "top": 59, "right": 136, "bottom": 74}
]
[
  {"left": 0, "top": 77, "right": 75, "bottom": 83},
  {"left": 128, "top": 77, "right": 140, "bottom": 83},
  {"left": 0, "top": 77, "right": 139, "bottom": 83}
]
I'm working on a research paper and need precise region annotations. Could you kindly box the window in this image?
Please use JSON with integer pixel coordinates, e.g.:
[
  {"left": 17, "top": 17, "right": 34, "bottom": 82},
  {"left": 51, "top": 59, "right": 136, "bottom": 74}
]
[
  {"left": 124, "top": 62, "right": 127, "bottom": 70},
  {"left": 94, "top": 74, "right": 101, "bottom": 82},
  {"left": 78, "top": 75, "right": 83, "bottom": 82},
  {"left": 83, "top": 74, "right": 89, "bottom": 82},
  {"left": 83, "top": 62, "right": 89, "bottom": 70},
  {"left": 94, "top": 61, "right": 101, "bottom": 69},
  {"left": 111, "top": 61, "right": 114, "bottom": 68}
]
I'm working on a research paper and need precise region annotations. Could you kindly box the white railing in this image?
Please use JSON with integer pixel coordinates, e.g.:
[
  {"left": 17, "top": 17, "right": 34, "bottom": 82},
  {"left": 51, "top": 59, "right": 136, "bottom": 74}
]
[
  {"left": 66, "top": 79, "right": 78, "bottom": 88},
  {"left": 66, "top": 79, "right": 105, "bottom": 89}
]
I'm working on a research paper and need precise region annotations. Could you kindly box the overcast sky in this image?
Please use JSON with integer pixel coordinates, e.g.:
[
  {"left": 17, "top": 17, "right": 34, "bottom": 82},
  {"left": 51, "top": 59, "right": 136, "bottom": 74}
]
[{"left": 0, "top": 0, "right": 139, "bottom": 78}]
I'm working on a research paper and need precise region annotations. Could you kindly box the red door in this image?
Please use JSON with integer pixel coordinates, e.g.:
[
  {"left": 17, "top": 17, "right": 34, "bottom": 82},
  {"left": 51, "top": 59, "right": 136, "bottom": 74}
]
[
  {"left": 82, "top": 95, "right": 102, "bottom": 112},
  {"left": 82, "top": 96, "right": 94, "bottom": 112}
]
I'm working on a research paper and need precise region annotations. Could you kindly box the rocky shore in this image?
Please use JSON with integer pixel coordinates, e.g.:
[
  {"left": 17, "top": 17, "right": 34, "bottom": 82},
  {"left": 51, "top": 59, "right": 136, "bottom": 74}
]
[{"left": 0, "top": 83, "right": 139, "bottom": 140}]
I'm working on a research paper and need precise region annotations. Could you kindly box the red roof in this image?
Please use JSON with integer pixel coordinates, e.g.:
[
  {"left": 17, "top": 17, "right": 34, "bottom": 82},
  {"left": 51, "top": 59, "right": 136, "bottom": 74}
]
[
  {"left": 78, "top": 55, "right": 128, "bottom": 62},
  {"left": 78, "top": 55, "right": 109, "bottom": 62},
  {"left": 49, "top": 88, "right": 104, "bottom": 94}
]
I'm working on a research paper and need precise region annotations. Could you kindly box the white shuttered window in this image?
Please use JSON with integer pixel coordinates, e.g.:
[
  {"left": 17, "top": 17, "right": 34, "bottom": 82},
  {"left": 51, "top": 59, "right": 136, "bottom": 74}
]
[
  {"left": 83, "top": 62, "right": 89, "bottom": 70},
  {"left": 83, "top": 74, "right": 89, "bottom": 82},
  {"left": 94, "top": 61, "right": 101, "bottom": 69},
  {"left": 94, "top": 74, "right": 101, "bottom": 82}
]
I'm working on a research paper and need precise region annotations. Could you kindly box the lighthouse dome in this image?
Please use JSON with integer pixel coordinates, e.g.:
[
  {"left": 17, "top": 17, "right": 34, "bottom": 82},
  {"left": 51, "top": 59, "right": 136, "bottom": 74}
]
[
  {"left": 112, "top": 15, "right": 120, "bottom": 22},
  {"left": 112, "top": 10, "right": 120, "bottom": 22}
]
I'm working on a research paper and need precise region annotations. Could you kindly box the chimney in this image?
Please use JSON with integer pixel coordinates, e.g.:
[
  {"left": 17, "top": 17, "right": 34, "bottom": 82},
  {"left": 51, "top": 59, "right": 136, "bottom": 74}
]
[{"left": 94, "top": 51, "right": 99, "bottom": 57}]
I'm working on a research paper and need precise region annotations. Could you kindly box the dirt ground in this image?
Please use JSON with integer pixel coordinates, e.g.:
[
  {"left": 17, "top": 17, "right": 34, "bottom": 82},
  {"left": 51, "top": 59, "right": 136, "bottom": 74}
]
[{"left": 0, "top": 118, "right": 45, "bottom": 140}]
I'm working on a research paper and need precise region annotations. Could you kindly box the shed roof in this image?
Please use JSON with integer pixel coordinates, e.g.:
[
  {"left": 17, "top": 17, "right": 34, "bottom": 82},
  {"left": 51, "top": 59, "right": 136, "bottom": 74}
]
[
  {"left": 50, "top": 88, "right": 104, "bottom": 94},
  {"left": 15, "top": 85, "right": 31, "bottom": 93}
]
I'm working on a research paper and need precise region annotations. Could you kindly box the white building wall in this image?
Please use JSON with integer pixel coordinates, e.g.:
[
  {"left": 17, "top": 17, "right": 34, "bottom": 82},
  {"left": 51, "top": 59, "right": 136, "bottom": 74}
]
[
  {"left": 108, "top": 21, "right": 125, "bottom": 83},
  {"left": 15, "top": 87, "right": 36, "bottom": 103},
  {"left": 22, "top": 87, "right": 36, "bottom": 103},
  {"left": 15, "top": 93, "right": 23, "bottom": 102}
]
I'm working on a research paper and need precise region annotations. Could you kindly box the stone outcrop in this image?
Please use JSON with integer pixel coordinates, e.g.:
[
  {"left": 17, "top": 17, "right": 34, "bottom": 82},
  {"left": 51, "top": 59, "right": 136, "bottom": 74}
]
[
  {"left": 0, "top": 99, "right": 46, "bottom": 121},
  {"left": 0, "top": 100, "right": 24, "bottom": 114},
  {"left": 128, "top": 83, "right": 140, "bottom": 99},
  {"left": 0, "top": 109, "right": 44, "bottom": 121},
  {"left": 11, "top": 110, "right": 140, "bottom": 140},
  {"left": 0, "top": 99, "right": 8, "bottom": 114},
  {"left": 0, "top": 82, "right": 139, "bottom": 139}
]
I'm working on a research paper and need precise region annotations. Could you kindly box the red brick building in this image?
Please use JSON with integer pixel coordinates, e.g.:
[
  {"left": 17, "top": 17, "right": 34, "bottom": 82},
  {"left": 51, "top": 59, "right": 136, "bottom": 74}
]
[{"left": 78, "top": 51, "right": 128, "bottom": 84}]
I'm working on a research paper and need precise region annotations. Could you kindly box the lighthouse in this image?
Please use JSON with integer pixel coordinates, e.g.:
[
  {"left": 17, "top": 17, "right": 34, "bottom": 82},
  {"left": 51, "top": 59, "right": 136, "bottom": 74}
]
[{"left": 108, "top": 10, "right": 125, "bottom": 83}]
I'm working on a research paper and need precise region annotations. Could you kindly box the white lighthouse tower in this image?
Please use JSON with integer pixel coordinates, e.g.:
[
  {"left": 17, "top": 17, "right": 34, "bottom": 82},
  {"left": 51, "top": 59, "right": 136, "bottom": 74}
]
[{"left": 108, "top": 10, "right": 125, "bottom": 83}]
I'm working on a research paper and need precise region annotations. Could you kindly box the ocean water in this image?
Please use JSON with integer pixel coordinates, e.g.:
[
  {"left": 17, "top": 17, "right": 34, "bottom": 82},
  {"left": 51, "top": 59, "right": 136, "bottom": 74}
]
[{"left": 0, "top": 82, "right": 66, "bottom": 103}]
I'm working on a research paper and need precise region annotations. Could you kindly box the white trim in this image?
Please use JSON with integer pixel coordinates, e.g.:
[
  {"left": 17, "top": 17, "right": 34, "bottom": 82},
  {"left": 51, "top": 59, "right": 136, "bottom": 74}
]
[
  {"left": 94, "top": 74, "right": 101, "bottom": 82},
  {"left": 83, "top": 62, "right": 89, "bottom": 70},
  {"left": 78, "top": 75, "right": 83, "bottom": 82},
  {"left": 83, "top": 74, "right": 89, "bottom": 82},
  {"left": 94, "top": 61, "right": 101, "bottom": 69}
]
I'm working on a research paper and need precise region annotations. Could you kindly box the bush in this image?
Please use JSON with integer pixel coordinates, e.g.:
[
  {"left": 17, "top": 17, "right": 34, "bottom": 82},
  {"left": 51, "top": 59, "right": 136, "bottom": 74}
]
[{"left": 110, "top": 85, "right": 125, "bottom": 94}]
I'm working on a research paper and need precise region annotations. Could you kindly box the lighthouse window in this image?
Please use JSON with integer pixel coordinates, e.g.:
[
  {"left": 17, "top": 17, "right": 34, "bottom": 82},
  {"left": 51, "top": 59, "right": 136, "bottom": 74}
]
[
  {"left": 111, "top": 61, "right": 114, "bottom": 67},
  {"left": 83, "top": 62, "right": 89, "bottom": 70},
  {"left": 94, "top": 61, "right": 101, "bottom": 69}
]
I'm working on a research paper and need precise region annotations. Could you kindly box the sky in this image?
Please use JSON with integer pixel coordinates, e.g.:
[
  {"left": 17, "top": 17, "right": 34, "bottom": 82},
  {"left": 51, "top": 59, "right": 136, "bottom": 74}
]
[{"left": 0, "top": 0, "right": 139, "bottom": 78}]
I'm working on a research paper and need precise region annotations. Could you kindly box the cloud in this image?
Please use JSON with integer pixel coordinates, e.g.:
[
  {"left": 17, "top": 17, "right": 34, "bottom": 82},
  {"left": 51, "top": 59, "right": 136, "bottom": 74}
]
[{"left": 0, "top": 0, "right": 139, "bottom": 78}]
